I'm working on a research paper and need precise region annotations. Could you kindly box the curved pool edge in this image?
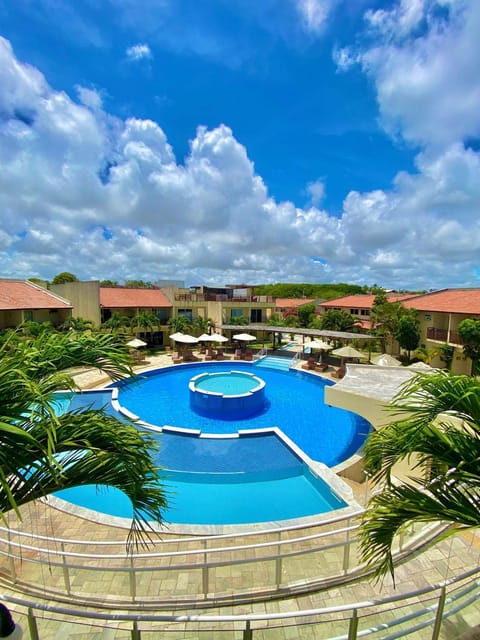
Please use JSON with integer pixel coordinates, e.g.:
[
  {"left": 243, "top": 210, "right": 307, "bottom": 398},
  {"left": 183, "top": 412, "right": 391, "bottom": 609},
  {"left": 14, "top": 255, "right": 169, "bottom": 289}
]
[{"left": 44, "top": 493, "right": 364, "bottom": 536}]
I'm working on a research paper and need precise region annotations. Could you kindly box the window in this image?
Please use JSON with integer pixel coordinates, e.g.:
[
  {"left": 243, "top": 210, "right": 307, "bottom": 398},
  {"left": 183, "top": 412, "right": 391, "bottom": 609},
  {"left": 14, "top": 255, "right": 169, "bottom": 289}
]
[
  {"left": 231, "top": 309, "right": 244, "bottom": 319},
  {"left": 360, "top": 309, "right": 370, "bottom": 316},
  {"left": 178, "top": 309, "right": 193, "bottom": 321},
  {"left": 350, "top": 309, "right": 359, "bottom": 315},
  {"left": 250, "top": 309, "right": 262, "bottom": 322}
]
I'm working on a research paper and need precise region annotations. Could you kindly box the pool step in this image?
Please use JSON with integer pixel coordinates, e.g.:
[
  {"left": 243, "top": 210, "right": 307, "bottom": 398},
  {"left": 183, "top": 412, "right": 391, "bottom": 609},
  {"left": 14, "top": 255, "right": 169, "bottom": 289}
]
[{"left": 255, "top": 356, "right": 294, "bottom": 371}]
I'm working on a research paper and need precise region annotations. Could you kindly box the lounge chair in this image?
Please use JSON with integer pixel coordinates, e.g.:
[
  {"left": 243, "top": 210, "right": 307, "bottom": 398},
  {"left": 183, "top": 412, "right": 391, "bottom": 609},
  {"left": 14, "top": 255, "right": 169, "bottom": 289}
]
[
  {"left": 331, "top": 366, "right": 346, "bottom": 379},
  {"left": 302, "top": 357, "right": 316, "bottom": 371}
]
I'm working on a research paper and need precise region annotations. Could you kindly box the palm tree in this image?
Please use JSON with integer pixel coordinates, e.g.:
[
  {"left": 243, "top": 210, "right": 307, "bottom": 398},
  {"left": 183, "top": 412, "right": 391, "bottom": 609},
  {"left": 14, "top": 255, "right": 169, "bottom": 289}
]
[
  {"left": 0, "top": 330, "right": 167, "bottom": 547},
  {"left": 319, "top": 309, "right": 359, "bottom": 332},
  {"left": 191, "top": 316, "right": 214, "bottom": 336},
  {"left": 60, "top": 316, "right": 96, "bottom": 331},
  {"left": 101, "top": 312, "right": 131, "bottom": 334},
  {"left": 361, "top": 371, "right": 480, "bottom": 581},
  {"left": 130, "top": 312, "right": 159, "bottom": 340},
  {"left": 168, "top": 316, "right": 191, "bottom": 334}
]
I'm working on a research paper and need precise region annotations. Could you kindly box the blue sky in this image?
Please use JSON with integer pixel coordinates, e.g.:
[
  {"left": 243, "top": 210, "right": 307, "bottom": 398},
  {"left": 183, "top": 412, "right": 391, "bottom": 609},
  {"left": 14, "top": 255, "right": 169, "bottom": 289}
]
[{"left": 0, "top": 0, "right": 479, "bottom": 290}]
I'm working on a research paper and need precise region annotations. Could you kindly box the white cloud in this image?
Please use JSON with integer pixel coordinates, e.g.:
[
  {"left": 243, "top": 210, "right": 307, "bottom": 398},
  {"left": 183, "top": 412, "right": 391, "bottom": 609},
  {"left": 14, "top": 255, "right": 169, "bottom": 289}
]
[
  {"left": 357, "top": 0, "right": 480, "bottom": 148},
  {"left": 2, "top": 29, "right": 480, "bottom": 290},
  {"left": 126, "top": 43, "right": 152, "bottom": 61},
  {"left": 76, "top": 85, "right": 103, "bottom": 109},
  {"left": 295, "top": 0, "right": 338, "bottom": 34},
  {"left": 306, "top": 179, "right": 326, "bottom": 206}
]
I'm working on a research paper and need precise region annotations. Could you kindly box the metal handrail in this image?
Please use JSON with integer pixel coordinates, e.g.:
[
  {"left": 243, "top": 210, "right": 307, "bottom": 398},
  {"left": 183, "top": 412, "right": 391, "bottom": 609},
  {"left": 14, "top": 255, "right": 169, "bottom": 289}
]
[
  {"left": 252, "top": 347, "right": 267, "bottom": 361},
  {"left": 0, "top": 517, "right": 442, "bottom": 606},
  {"left": 3, "top": 564, "right": 480, "bottom": 639},
  {"left": 289, "top": 351, "right": 301, "bottom": 368}
]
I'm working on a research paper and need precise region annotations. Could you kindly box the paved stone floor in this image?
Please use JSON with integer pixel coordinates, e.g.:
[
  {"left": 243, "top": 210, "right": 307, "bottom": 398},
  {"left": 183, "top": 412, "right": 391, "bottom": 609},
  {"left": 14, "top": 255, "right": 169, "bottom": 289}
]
[{"left": 2, "top": 352, "right": 479, "bottom": 638}]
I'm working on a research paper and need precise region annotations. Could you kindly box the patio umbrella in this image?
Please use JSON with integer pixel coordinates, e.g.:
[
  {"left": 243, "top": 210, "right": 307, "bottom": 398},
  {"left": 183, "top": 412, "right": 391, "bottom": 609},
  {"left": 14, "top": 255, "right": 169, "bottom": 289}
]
[
  {"left": 233, "top": 333, "right": 256, "bottom": 341},
  {"left": 210, "top": 333, "right": 228, "bottom": 343},
  {"left": 126, "top": 337, "right": 147, "bottom": 349},
  {"left": 332, "top": 345, "right": 365, "bottom": 359},
  {"left": 407, "top": 361, "right": 432, "bottom": 370},
  {"left": 173, "top": 334, "right": 198, "bottom": 344},
  {"left": 308, "top": 340, "right": 333, "bottom": 351},
  {"left": 169, "top": 332, "right": 184, "bottom": 341},
  {"left": 371, "top": 353, "right": 401, "bottom": 367},
  {"left": 197, "top": 333, "right": 213, "bottom": 342},
  {"left": 307, "top": 339, "right": 333, "bottom": 363}
]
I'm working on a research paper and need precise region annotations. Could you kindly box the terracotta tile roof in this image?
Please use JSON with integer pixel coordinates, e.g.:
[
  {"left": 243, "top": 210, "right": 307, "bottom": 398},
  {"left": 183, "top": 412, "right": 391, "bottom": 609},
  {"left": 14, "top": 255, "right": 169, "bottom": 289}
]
[
  {"left": 100, "top": 287, "right": 172, "bottom": 309},
  {"left": 320, "top": 293, "right": 415, "bottom": 309},
  {"left": 275, "top": 298, "right": 315, "bottom": 309},
  {"left": 402, "top": 289, "right": 480, "bottom": 314},
  {"left": 0, "top": 280, "right": 72, "bottom": 310}
]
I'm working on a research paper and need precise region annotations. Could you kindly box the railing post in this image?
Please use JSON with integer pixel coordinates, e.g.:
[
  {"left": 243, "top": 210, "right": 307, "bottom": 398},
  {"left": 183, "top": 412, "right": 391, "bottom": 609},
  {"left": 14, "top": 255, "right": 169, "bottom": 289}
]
[
  {"left": 363, "top": 472, "right": 370, "bottom": 505},
  {"left": 129, "top": 556, "right": 137, "bottom": 602},
  {"left": 275, "top": 530, "right": 283, "bottom": 589},
  {"left": 202, "top": 566, "right": 209, "bottom": 598},
  {"left": 202, "top": 538, "right": 209, "bottom": 598},
  {"left": 431, "top": 585, "right": 447, "bottom": 640},
  {"left": 61, "top": 542, "right": 71, "bottom": 595},
  {"left": 347, "top": 609, "right": 358, "bottom": 640},
  {"left": 243, "top": 620, "right": 253, "bottom": 640},
  {"left": 343, "top": 518, "right": 351, "bottom": 573},
  {"left": 131, "top": 619, "right": 141, "bottom": 639},
  {"left": 7, "top": 529, "right": 16, "bottom": 583},
  {"left": 28, "top": 607, "right": 40, "bottom": 640}
]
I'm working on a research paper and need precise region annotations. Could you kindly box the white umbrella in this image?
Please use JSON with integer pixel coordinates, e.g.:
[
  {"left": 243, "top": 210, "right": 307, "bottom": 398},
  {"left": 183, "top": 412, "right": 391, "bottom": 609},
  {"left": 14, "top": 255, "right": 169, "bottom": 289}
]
[
  {"left": 371, "top": 353, "right": 401, "bottom": 367},
  {"left": 210, "top": 333, "right": 228, "bottom": 343},
  {"left": 332, "top": 345, "right": 365, "bottom": 359},
  {"left": 233, "top": 333, "right": 256, "bottom": 341},
  {"left": 308, "top": 340, "right": 333, "bottom": 351},
  {"left": 407, "top": 361, "right": 432, "bottom": 370},
  {"left": 126, "top": 337, "right": 147, "bottom": 348},
  {"left": 173, "top": 334, "right": 198, "bottom": 344},
  {"left": 197, "top": 333, "right": 213, "bottom": 342},
  {"left": 169, "top": 332, "right": 184, "bottom": 341}
]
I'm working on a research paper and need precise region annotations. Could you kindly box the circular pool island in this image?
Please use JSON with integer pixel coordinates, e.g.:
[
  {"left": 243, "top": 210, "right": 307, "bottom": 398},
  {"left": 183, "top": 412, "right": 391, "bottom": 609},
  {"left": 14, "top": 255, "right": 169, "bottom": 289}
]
[{"left": 189, "top": 370, "right": 266, "bottom": 419}]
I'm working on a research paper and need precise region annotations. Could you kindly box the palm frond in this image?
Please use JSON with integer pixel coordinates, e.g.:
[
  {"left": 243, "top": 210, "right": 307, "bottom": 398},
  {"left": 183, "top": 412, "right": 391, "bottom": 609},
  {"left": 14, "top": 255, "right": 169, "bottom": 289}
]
[
  {"left": 1, "top": 409, "right": 167, "bottom": 547},
  {"left": 361, "top": 371, "right": 480, "bottom": 579},
  {"left": 361, "top": 481, "right": 480, "bottom": 582}
]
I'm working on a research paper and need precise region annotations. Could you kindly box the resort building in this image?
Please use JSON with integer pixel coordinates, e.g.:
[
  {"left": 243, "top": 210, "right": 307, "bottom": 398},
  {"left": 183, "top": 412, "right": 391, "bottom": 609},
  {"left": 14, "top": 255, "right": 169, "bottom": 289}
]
[
  {"left": 162, "top": 283, "right": 276, "bottom": 328},
  {"left": 318, "top": 293, "right": 416, "bottom": 330},
  {"left": 274, "top": 297, "right": 316, "bottom": 319},
  {"left": 402, "top": 288, "right": 480, "bottom": 375},
  {"left": 0, "top": 279, "right": 73, "bottom": 329}
]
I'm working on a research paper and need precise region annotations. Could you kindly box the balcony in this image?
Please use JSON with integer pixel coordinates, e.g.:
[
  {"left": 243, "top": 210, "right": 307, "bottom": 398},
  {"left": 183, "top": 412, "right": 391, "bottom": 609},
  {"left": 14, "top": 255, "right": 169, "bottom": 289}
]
[
  {"left": 174, "top": 294, "right": 274, "bottom": 304},
  {"left": 426, "top": 327, "right": 464, "bottom": 345}
]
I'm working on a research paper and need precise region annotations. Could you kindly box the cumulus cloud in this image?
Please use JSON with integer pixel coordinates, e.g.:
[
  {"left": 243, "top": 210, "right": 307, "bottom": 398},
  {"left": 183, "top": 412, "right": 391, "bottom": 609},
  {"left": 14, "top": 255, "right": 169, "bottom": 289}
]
[
  {"left": 2, "top": 11, "right": 480, "bottom": 292},
  {"left": 126, "top": 43, "right": 152, "bottom": 61},
  {"left": 357, "top": 1, "right": 480, "bottom": 148}
]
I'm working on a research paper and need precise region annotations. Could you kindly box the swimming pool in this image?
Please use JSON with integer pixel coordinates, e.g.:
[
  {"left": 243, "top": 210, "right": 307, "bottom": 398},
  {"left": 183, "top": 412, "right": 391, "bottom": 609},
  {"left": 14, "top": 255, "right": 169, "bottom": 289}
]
[
  {"left": 115, "top": 362, "right": 370, "bottom": 466},
  {"left": 53, "top": 431, "right": 348, "bottom": 524},
  {"left": 53, "top": 362, "right": 369, "bottom": 527}
]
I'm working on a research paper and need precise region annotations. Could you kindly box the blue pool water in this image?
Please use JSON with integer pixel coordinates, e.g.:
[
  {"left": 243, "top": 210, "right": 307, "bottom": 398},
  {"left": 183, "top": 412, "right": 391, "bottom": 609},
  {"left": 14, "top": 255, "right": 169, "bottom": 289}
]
[
  {"left": 115, "top": 362, "right": 370, "bottom": 466},
  {"left": 193, "top": 371, "right": 260, "bottom": 394},
  {"left": 53, "top": 363, "right": 370, "bottom": 525},
  {"left": 55, "top": 465, "right": 346, "bottom": 525}
]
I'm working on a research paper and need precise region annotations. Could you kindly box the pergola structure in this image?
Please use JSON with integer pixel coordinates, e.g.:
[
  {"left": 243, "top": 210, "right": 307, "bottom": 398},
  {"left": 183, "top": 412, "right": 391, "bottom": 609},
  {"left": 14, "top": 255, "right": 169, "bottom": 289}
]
[{"left": 220, "top": 324, "right": 377, "bottom": 351}]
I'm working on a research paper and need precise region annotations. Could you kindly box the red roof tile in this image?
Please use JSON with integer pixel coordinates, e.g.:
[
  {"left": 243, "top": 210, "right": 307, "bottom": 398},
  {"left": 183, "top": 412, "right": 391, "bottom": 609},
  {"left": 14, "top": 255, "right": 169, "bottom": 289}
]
[
  {"left": 275, "top": 298, "right": 315, "bottom": 308},
  {"left": 100, "top": 287, "right": 171, "bottom": 308},
  {"left": 0, "top": 280, "right": 72, "bottom": 310},
  {"left": 320, "top": 293, "right": 414, "bottom": 309},
  {"left": 402, "top": 289, "right": 480, "bottom": 314}
]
